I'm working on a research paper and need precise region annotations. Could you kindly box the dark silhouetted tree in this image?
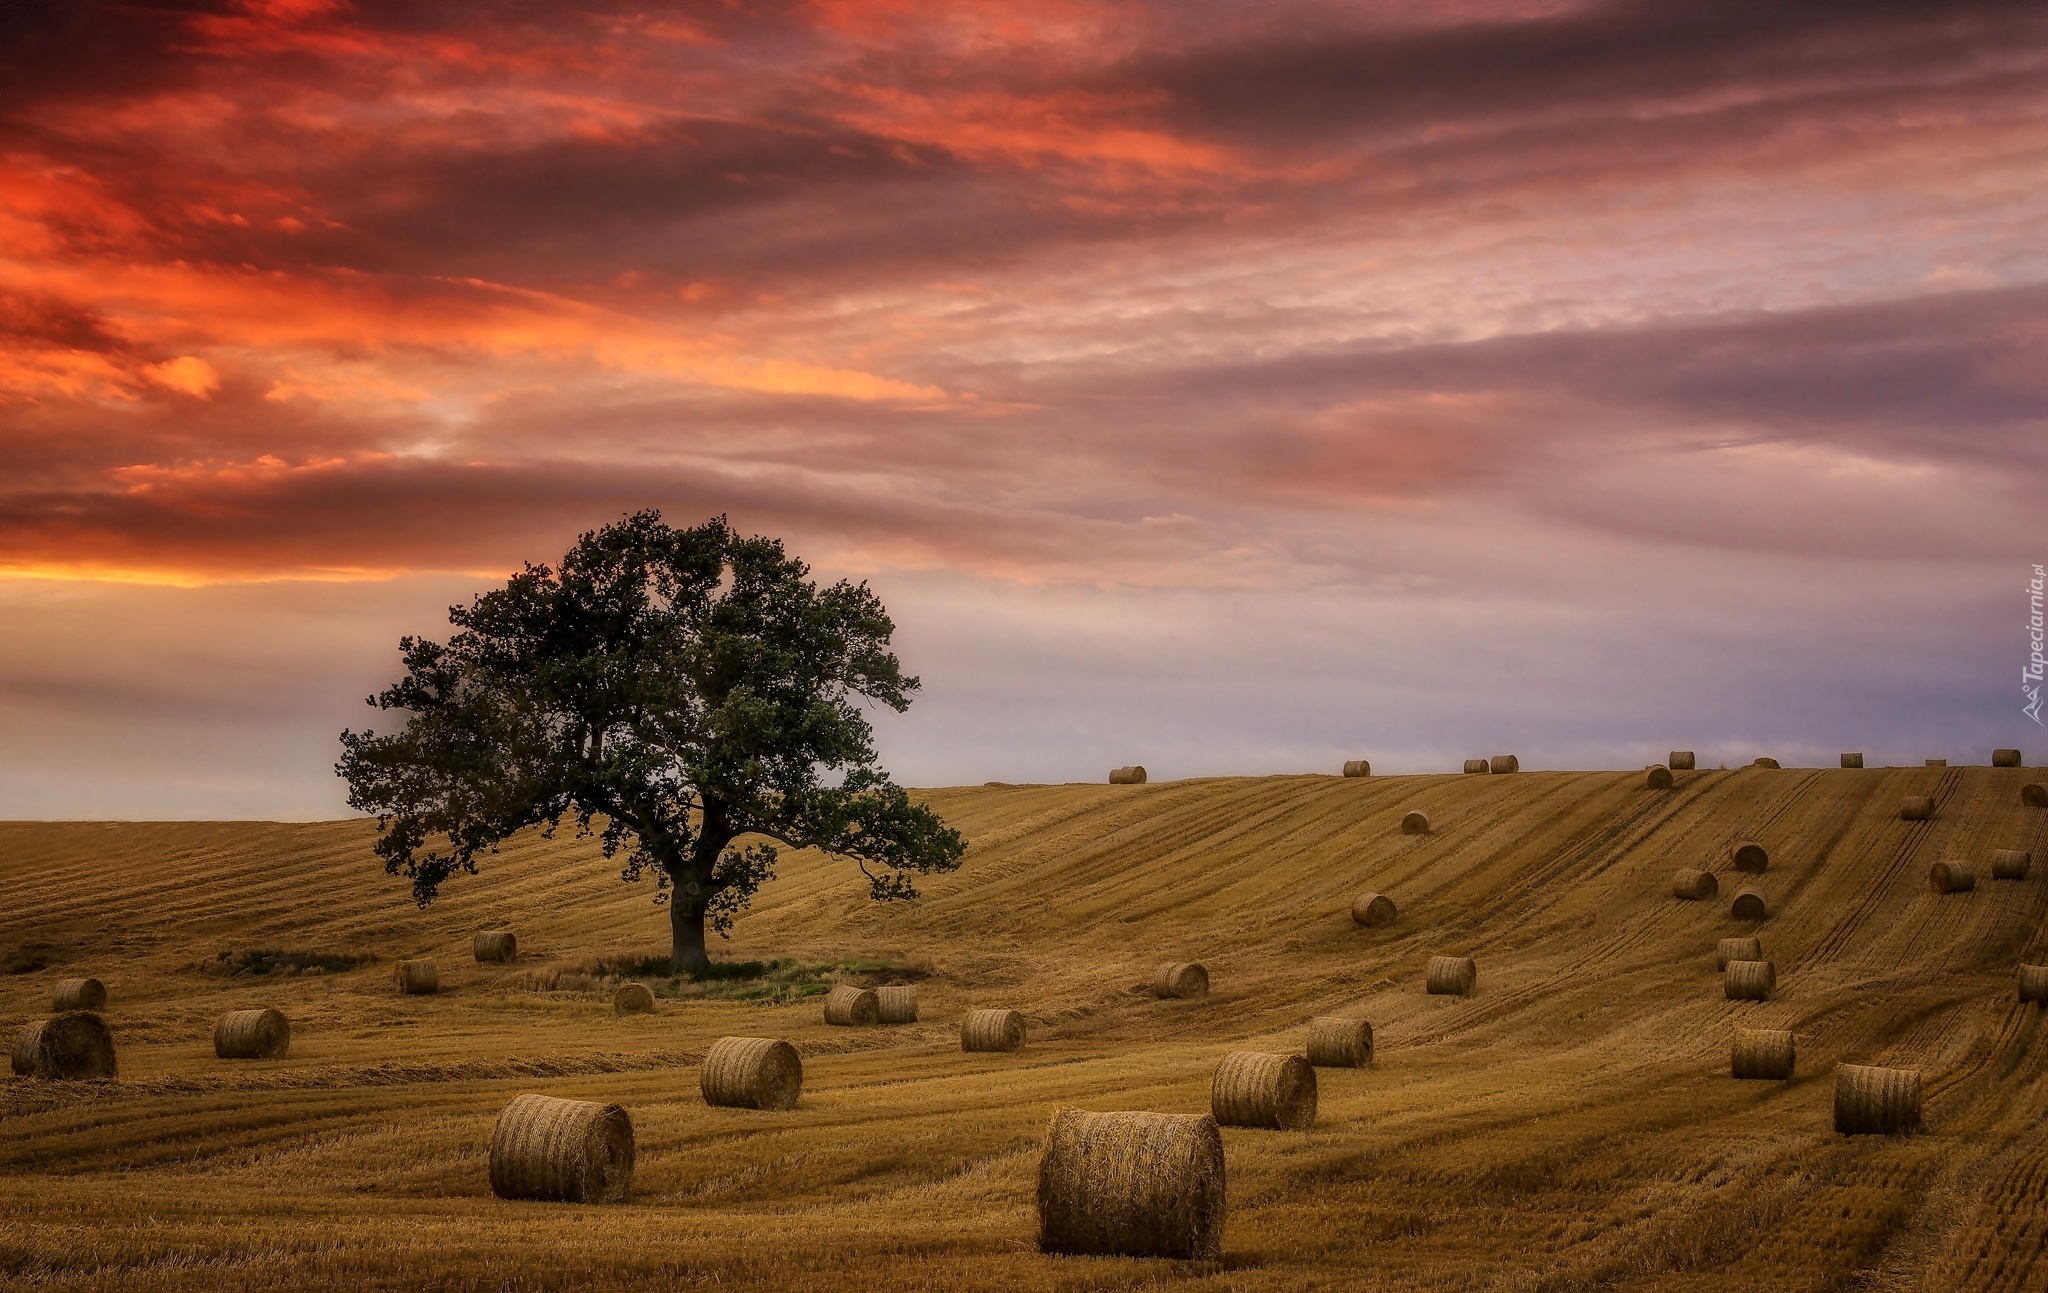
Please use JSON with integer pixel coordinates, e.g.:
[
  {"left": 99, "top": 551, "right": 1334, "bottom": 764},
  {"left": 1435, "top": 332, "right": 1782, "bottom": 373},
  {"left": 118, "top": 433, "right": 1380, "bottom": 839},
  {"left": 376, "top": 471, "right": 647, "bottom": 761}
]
[{"left": 337, "top": 512, "right": 965, "bottom": 973}]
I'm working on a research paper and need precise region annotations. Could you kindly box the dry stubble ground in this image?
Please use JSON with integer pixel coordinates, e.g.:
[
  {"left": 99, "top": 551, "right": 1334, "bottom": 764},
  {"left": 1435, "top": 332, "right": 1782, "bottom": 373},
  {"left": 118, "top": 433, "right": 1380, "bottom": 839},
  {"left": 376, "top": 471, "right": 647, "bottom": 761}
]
[{"left": 4, "top": 765, "right": 2048, "bottom": 1291}]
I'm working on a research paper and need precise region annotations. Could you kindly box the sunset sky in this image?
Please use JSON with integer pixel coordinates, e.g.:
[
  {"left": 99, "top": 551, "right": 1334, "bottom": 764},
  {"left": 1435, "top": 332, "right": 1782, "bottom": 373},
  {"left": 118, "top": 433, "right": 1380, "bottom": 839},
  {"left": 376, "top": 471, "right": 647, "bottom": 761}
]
[{"left": 2, "top": 0, "right": 2044, "bottom": 817}]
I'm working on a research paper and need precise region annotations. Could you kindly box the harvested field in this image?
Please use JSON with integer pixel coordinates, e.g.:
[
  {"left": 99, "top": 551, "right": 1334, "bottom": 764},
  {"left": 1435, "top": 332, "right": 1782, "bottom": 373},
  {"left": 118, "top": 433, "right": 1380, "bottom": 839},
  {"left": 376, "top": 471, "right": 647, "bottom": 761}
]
[{"left": 3, "top": 765, "right": 2048, "bottom": 1290}]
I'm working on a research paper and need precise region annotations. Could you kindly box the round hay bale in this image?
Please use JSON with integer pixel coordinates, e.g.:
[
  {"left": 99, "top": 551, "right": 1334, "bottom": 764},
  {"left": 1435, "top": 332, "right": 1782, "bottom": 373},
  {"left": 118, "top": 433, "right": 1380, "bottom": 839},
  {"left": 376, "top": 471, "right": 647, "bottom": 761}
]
[
  {"left": 1928, "top": 860, "right": 1975, "bottom": 894},
  {"left": 701, "top": 1036, "right": 803, "bottom": 1110},
  {"left": 1752, "top": 757, "right": 1781, "bottom": 769},
  {"left": 50, "top": 977, "right": 106, "bottom": 1012},
  {"left": 1671, "top": 869, "right": 1719, "bottom": 901},
  {"left": 10, "top": 1012, "right": 115, "bottom": 1080},
  {"left": 1834, "top": 1064, "right": 1920, "bottom": 1136},
  {"left": 1037, "top": 1109, "right": 1224, "bottom": 1260},
  {"left": 876, "top": 983, "right": 919, "bottom": 1024},
  {"left": 1304, "top": 1016, "right": 1372, "bottom": 1068},
  {"left": 1490, "top": 754, "right": 1519, "bottom": 774},
  {"left": 1993, "top": 748, "right": 2022, "bottom": 768},
  {"left": 1646, "top": 764, "right": 1674, "bottom": 790},
  {"left": 2023, "top": 783, "right": 2047, "bottom": 807},
  {"left": 1841, "top": 752, "right": 1864, "bottom": 768},
  {"left": 1463, "top": 758, "right": 1490, "bottom": 774},
  {"left": 2017, "top": 964, "right": 2048, "bottom": 1005},
  {"left": 1426, "top": 955, "right": 1477, "bottom": 997},
  {"left": 1342, "top": 760, "right": 1371, "bottom": 778},
  {"left": 961, "top": 1008, "right": 1027, "bottom": 1053},
  {"left": 613, "top": 983, "right": 655, "bottom": 1015},
  {"left": 822, "top": 985, "right": 879, "bottom": 1026},
  {"left": 1154, "top": 963, "right": 1209, "bottom": 1000},
  {"left": 213, "top": 1008, "right": 289, "bottom": 1060},
  {"left": 1724, "top": 960, "right": 1776, "bottom": 1001},
  {"left": 1730, "top": 888, "right": 1769, "bottom": 922},
  {"left": 1669, "top": 751, "right": 1696, "bottom": 771},
  {"left": 473, "top": 930, "right": 517, "bottom": 963},
  {"left": 1900, "top": 796, "right": 1934, "bottom": 822},
  {"left": 1108, "top": 766, "right": 1147, "bottom": 785},
  {"left": 488, "top": 1093, "right": 633, "bottom": 1203},
  {"left": 1925, "top": 758, "right": 1947, "bottom": 768},
  {"left": 1212, "top": 1051, "right": 1316, "bottom": 1130},
  {"left": 1399, "top": 810, "right": 1430, "bottom": 835},
  {"left": 1716, "top": 936, "right": 1763, "bottom": 971},
  {"left": 1729, "top": 839, "right": 1769, "bottom": 873},
  {"left": 395, "top": 959, "right": 439, "bottom": 995},
  {"left": 1350, "top": 892, "right": 1396, "bottom": 928},
  {"left": 1731, "top": 1028, "right": 1794, "bottom": 1080},
  {"left": 1991, "top": 849, "right": 2031, "bottom": 881}
]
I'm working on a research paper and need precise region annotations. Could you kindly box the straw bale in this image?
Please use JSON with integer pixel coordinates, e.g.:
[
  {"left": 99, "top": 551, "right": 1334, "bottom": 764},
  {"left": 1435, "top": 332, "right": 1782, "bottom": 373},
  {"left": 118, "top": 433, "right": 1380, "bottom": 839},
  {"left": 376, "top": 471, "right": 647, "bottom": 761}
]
[
  {"left": 1037, "top": 1110, "right": 1224, "bottom": 1260},
  {"left": 701, "top": 1036, "right": 803, "bottom": 1110},
  {"left": 213, "top": 1007, "right": 289, "bottom": 1059},
  {"left": 488, "top": 1093, "right": 634, "bottom": 1203},
  {"left": 1304, "top": 1016, "right": 1372, "bottom": 1068},
  {"left": 823, "top": 985, "right": 879, "bottom": 1026}
]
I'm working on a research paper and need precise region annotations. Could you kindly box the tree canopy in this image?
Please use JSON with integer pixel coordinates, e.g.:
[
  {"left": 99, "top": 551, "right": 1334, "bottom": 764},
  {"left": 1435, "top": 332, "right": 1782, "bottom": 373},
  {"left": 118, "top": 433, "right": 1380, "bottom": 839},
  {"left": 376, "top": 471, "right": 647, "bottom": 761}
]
[{"left": 336, "top": 512, "right": 966, "bottom": 972}]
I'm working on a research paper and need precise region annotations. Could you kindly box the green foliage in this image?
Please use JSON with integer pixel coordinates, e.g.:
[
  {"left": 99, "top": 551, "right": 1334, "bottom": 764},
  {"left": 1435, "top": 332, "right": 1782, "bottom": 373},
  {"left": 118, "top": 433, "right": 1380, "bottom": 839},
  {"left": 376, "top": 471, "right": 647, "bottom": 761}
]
[
  {"left": 205, "top": 949, "right": 371, "bottom": 977},
  {"left": 575, "top": 952, "right": 902, "bottom": 1004},
  {"left": 336, "top": 512, "right": 966, "bottom": 959}
]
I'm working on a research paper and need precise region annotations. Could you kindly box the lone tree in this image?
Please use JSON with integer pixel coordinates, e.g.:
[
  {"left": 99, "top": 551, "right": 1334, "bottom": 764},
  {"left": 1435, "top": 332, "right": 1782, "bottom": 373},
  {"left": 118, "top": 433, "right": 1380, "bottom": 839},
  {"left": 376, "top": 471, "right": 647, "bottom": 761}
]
[{"left": 337, "top": 512, "right": 966, "bottom": 973}]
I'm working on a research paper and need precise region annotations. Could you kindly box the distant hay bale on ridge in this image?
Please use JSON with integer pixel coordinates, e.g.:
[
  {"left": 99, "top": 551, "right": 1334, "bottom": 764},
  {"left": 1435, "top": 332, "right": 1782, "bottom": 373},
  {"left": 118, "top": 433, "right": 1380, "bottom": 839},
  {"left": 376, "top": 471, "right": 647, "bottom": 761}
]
[
  {"left": 1834, "top": 1064, "right": 1920, "bottom": 1136},
  {"left": 1426, "top": 955, "right": 1476, "bottom": 997},
  {"left": 2018, "top": 964, "right": 2048, "bottom": 1005},
  {"left": 961, "top": 1008, "right": 1027, "bottom": 1053},
  {"left": 1993, "top": 748, "right": 2022, "bottom": 768},
  {"left": 1729, "top": 839, "right": 1769, "bottom": 873},
  {"left": 1342, "top": 760, "right": 1371, "bottom": 778},
  {"left": 1730, "top": 888, "right": 1769, "bottom": 922},
  {"left": 1671, "top": 869, "right": 1718, "bottom": 901},
  {"left": 1752, "top": 757, "right": 1781, "bottom": 769},
  {"left": 2023, "top": 783, "right": 2047, "bottom": 807},
  {"left": 1928, "top": 860, "right": 1975, "bottom": 894},
  {"left": 1731, "top": 1028, "right": 1794, "bottom": 1080},
  {"left": 489, "top": 1093, "right": 633, "bottom": 1203},
  {"left": 1350, "top": 892, "right": 1396, "bottom": 928},
  {"left": 1841, "top": 752, "right": 1864, "bottom": 768},
  {"left": 473, "top": 930, "right": 517, "bottom": 963},
  {"left": 1305, "top": 1016, "right": 1372, "bottom": 1068},
  {"left": 10, "top": 1012, "right": 116, "bottom": 1080},
  {"left": 1992, "top": 849, "right": 2031, "bottom": 881},
  {"left": 1724, "top": 960, "right": 1775, "bottom": 1001},
  {"left": 613, "top": 983, "right": 655, "bottom": 1015},
  {"left": 1463, "top": 758, "right": 1490, "bottom": 774},
  {"left": 1037, "top": 1109, "right": 1225, "bottom": 1260},
  {"left": 1212, "top": 1051, "right": 1317, "bottom": 1130},
  {"left": 1155, "top": 963, "right": 1209, "bottom": 1000},
  {"left": 395, "top": 959, "right": 439, "bottom": 995},
  {"left": 1646, "top": 765, "right": 1674, "bottom": 790},
  {"left": 1490, "top": 754, "right": 1519, "bottom": 774},
  {"left": 1900, "top": 796, "right": 1934, "bottom": 822},
  {"left": 51, "top": 977, "right": 105, "bottom": 1012},
  {"left": 214, "top": 1008, "right": 290, "bottom": 1059},
  {"left": 1669, "top": 751, "right": 1696, "bottom": 770},
  {"left": 1108, "top": 766, "right": 1147, "bottom": 785},
  {"left": 1400, "top": 810, "right": 1430, "bottom": 835},
  {"left": 823, "top": 985, "right": 880, "bottom": 1026},
  {"left": 1926, "top": 758, "right": 1947, "bottom": 767},
  {"left": 701, "top": 1036, "right": 803, "bottom": 1109},
  {"left": 876, "top": 984, "right": 919, "bottom": 1024},
  {"left": 1716, "top": 936, "right": 1763, "bottom": 971}
]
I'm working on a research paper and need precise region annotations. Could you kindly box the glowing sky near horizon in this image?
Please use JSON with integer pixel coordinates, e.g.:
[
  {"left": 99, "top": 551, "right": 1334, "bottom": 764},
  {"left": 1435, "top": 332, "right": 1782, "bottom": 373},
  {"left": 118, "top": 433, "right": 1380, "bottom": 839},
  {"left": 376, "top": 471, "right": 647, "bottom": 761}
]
[{"left": 2, "top": 0, "right": 2045, "bottom": 817}]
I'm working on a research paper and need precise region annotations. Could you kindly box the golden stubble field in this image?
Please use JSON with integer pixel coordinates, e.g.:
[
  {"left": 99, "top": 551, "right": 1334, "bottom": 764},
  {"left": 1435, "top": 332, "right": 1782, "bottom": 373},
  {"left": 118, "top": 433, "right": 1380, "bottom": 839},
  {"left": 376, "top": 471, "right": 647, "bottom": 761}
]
[{"left": 4, "top": 765, "right": 2048, "bottom": 1292}]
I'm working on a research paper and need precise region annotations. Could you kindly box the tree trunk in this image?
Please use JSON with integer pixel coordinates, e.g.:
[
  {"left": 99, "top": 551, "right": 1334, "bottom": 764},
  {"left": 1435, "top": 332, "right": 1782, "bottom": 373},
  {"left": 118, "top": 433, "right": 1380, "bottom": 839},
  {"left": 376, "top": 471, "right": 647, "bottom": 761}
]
[{"left": 670, "top": 898, "right": 710, "bottom": 976}]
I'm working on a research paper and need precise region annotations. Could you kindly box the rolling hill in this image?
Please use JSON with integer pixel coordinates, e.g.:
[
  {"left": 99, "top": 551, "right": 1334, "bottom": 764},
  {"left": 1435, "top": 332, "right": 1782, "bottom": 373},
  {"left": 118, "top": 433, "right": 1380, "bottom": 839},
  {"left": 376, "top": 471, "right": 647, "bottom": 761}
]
[{"left": 4, "top": 763, "right": 2046, "bottom": 1291}]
